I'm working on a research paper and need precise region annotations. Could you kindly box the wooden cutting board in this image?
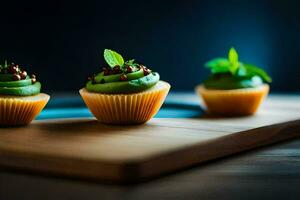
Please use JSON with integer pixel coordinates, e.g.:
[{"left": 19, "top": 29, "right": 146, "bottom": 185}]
[{"left": 0, "top": 97, "right": 300, "bottom": 183}]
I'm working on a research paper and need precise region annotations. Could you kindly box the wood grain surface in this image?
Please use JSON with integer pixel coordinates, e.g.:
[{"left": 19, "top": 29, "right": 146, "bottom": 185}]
[{"left": 0, "top": 96, "right": 300, "bottom": 183}]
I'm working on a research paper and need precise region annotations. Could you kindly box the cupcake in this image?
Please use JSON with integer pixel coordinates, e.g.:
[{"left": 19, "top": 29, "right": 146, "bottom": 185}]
[
  {"left": 0, "top": 61, "right": 50, "bottom": 125},
  {"left": 80, "top": 49, "right": 170, "bottom": 125},
  {"left": 196, "top": 48, "right": 271, "bottom": 116}
]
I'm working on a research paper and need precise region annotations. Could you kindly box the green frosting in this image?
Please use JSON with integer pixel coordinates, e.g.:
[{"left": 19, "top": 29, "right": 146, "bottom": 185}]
[
  {"left": 0, "top": 81, "right": 41, "bottom": 96},
  {"left": 203, "top": 74, "right": 264, "bottom": 90},
  {"left": 86, "top": 71, "right": 160, "bottom": 94},
  {"left": 94, "top": 67, "right": 145, "bottom": 83},
  {"left": 0, "top": 64, "right": 41, "bottom": 96}
]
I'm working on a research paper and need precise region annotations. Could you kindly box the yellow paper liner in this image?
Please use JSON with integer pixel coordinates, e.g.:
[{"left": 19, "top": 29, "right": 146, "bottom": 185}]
[
  {"left": 0, "top": 93, "right": 50, "bottom": 126},
  {"left": 196, "top": 84, "right": 269, "bottom": 116},
  {"left": 79, "top": 81, "right": 171, "bottom": 125}
]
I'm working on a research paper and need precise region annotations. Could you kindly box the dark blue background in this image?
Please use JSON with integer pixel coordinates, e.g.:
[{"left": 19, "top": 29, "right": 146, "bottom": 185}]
[{"left": 0, "top": 0, "right": 299, "bottom": 92}]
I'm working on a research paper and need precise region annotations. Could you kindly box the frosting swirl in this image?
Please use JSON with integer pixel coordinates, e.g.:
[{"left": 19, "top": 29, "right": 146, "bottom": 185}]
[
  {"left": 203, "top": 73, "right": 263, "bottom": 90},
  {"left": 0, "top": 62, "right": 41, "bottom": 96},
  {"left": 86, "top": 65, "right": 160, "bottom": 94}
]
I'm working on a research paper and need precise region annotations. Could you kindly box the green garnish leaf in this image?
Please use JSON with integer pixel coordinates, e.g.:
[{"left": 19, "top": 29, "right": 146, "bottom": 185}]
[
  {"left": 103, "top": 49, "right": 124, "bottom": 68},
  {"left": 205, "top": 58, "right": 231, "bottom": 74},
  {"left": 228, "top": 47, "right": 238, "bottom": 65},
  {"left": 211, "top": 65, "right": 231, "bottom": 74},
  {"left": 125, "top": 59, "right": 135, "bottom": 66},
  {"left": 125, "top": 59, "right": 140, "bottom": 67},
  {"left": 241, "top": 63, "right": 272, "bottom": 83},
  {"left": 0, "top": 60, "right": 8, "bottom": 69},
  {"left": 228, "top": 47, "right": 239, "bottom": 74},
  {"left": 205, "top": 48, "right": 240, "bottom": 75},
  {"left": 204, "top": 47, "right": 272, "bottom": 83},
  {"left": 205, "top": 58, "right": 230, "bottom": 69},
  {"left": 236, "top": 64, "right": 247, "bottom": 76}
]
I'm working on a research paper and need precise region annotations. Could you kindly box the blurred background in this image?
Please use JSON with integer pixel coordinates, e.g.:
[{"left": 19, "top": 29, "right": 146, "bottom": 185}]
[{"left": 0, "top": 0, "right": 299, "bottom": 92}]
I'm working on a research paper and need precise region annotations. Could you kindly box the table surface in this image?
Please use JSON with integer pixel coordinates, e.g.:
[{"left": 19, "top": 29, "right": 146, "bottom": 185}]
[{"left": 1, "top": 93, "right": 300, "bottom": 200}]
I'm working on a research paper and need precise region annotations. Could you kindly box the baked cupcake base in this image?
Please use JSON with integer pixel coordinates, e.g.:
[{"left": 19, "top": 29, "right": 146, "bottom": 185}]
[
  {"left": 80, "top": 81, "right": 170, "bottom": 125},
  {"left": 196, "top": 84, "right": 269, "bottom": 116},
  {"left": 0, "top": 93, "right": 50, "bottom": 126}
]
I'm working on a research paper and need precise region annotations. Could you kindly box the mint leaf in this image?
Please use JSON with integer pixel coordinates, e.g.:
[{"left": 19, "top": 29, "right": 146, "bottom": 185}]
[
  {"left": 204, "top": 48, "right": 240, "bottom": 75},
  {"left": 204, "top": 48, "right": 272, "bottom": 83},
  {"left": 205, "top": 58, "right": 231, "bottom": 74},
  {"left": 211, "top": 65, "right": 232, "bottom": 73},
  {"left": 125, "top": 59, "right": 140, "bottom": 67},
  {"left": 242, "top": 63, "right": 272, "bottom": 83},
  {"left": 125, "top": 59, "right": 135, "bottom": 66},
  {"left": 0, "top": 60, "right": 8, "bottom": 69},
  {"left": 205, "top": 58, "right": 230, "bottom": 68},
  {"left": 236, "top": 63, "right": 247, "bottom": 76},
  {"left": 228, "top": 47, "right": 239, "bottom": 74},
  {"left": 103, "top": 49, "right": 124, "bottom": 67},
  {"left": 4, "top": 60, "right": 8, "bottom": 68},
  {"left": 228, "top": 47, "right": 238, "bottom": 64}
]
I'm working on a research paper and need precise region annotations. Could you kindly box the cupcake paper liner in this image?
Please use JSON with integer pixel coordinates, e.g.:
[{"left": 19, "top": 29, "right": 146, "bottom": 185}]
[
  {"left": 0, "top": 93, "right": 50, "bottom": 126},
  {"left": 80, "top": 81, "right": 170, "bottom": 125},
  {"left": 196, "top": 84, "right": 269, "bottom": 116}
]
